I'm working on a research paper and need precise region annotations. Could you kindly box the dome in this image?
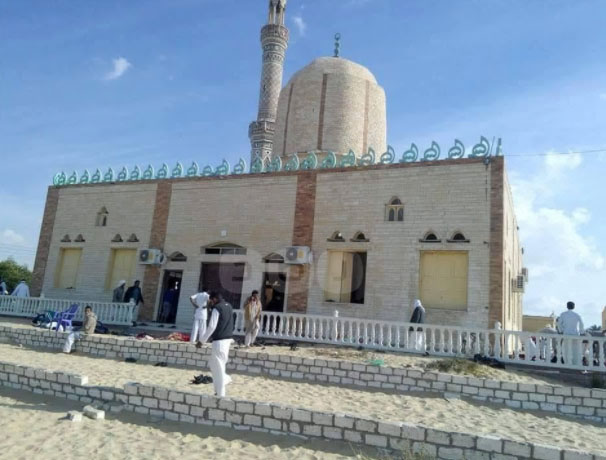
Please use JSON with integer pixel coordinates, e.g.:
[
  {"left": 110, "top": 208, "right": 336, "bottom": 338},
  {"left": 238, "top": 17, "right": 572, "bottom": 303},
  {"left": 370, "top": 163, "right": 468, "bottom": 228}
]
[{"left": 272, "top": 56, "right": 387, "bottom": 159}]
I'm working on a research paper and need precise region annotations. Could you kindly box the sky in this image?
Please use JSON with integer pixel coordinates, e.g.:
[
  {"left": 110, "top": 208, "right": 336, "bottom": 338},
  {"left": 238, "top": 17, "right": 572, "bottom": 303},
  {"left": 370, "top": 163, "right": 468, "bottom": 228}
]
[{"left": 1, "top": 0, "right": 605, "bottom": 326}]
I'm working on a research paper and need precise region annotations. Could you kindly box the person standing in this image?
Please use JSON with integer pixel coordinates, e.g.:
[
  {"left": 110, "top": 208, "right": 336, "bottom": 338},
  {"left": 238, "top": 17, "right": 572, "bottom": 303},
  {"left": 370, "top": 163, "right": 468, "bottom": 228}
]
[
  {"left": 189, "top": 287, "right": 209, "bottom": 344},
  {"left": 11, "top": 280, "right": 30, "bottom": 297},
  {"left": 197, "top": 292, "right": 234, "bottom": 397},
  {"left": 409, "top": 299, "right": 426, "bottom": 351},
  {"left": 0, "top": 278, "right": 7, "bottom": 295},
  {"left": 244, "top": 290, "right": 262, "bottom": 347},
  {"left": 112, "top": 280, "right": 126, "bottom": 302},
  {"left": 556, "top": 301, "right": 585, "bottom": 365},
  {"left": 63, "top": 306, "right": 97, "bottom": 353},
  {"left": 124, "top": 280, "right": 144, "bottom": 307}
]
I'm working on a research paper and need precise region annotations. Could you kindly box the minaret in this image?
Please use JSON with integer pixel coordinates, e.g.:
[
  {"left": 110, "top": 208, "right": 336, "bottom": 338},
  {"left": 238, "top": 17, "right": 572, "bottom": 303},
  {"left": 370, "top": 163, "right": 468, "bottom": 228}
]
[{"left": 249, "top": 0, "right": 289, "bottom": 166}]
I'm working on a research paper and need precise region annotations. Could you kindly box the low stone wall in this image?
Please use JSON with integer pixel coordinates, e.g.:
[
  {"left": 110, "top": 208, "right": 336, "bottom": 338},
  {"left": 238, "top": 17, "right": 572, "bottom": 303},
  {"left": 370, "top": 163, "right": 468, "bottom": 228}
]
[
  {"left": 0, "top": 360, "right": 599, "bottom": 460},
  {"left": 2, "top": 323, "right": 606, "bottom": 425}
]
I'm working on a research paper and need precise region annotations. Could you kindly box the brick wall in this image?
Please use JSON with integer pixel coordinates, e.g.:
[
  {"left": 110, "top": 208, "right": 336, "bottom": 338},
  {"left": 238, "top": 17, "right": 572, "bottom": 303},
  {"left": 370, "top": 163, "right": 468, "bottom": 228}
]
[
  {"left": 489, "top": 157, "right": 505, "bottom": 327},
  {"left": 31, "top": 187, "right": 59, "bottom": 296}
]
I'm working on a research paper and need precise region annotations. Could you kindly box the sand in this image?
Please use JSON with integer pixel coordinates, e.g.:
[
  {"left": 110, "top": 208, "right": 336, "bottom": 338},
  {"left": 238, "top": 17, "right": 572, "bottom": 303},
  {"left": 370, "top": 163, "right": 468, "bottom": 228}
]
[
  {"left": 1, "top": 343, "right": 604, "bottom": 455},
  {"left": 0, "top": 387, "right": 381, "bottom": 460},
  {"left": 0, "top": 319, "right": 566, "bottom": 385}
]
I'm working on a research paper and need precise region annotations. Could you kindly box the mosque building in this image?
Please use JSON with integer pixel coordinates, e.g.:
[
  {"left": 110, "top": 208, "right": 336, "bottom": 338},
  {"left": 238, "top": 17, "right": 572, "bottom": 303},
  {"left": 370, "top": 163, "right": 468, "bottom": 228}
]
[{"left": 31, "top": 0, "right": 525, "bottom": 331}]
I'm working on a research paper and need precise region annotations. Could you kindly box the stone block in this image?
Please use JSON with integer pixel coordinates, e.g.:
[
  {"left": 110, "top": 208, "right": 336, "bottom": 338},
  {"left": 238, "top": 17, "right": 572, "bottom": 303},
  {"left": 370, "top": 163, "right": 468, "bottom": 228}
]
[
  {"left": 355, "top": 419, "right": 377, "bottom": 433},
  {"left": 312, "top": 412, "right": 333, "bottom": 426},
  {"left": 83, "top": 405, "right": 105, "bottom": 420},
  {"left": 438, "top": 447, "right": 464, "bottom": 460},
  {"left": 243, "top": 414, "right": 262, "bottom": 426},
  {"left": 476, "top": 435, "right": 502, "bottom": 453},
  {"left": 303, "top": 424, "right": 322, "bottom": 437},
  {"left": 254, "top": 402, "right": 273, "bottom": 416},
  {"left": 263, "top": 417, "right": 282, "bottom": 430},
  {"left": 218, "top": 399, "right": 235, "bottom": 411},
  {"left": 426, "top": 429, "right": 450, "bottom": 445},
  {"left": 168, "top": 391, "right": 184, "bottom": 403},
  {"left": 273, "top": 406, "right": 293, "bottom": 420},
  {"left": 563, "top": 451, "right": 593, "bottom": 460},
  {"left": 185, "top": 394, "right": 201, "bottom": 406},
  {"left": 401, "top": 422, "right": 425, "bottom": 441},
  {"left": 292, "top": 409, "right": 311, "bottom": 422},
  {"left": 143, "top": 398, "right": 158, "bottom": 409},
  {"left": 207, "top": 409, "right": 225, "bottom": 421},
  {"left": 365, "top": 434, "right": 387, "bottom": 448},
  {"left": 236, "top": 402, "right": 254, "bottom": 414},
  {"left": 503, "top": 440, "right": 531, "bottom": 457},
  {"left": 378, "top": 421, "right": 401, "bottom": 437},
  {"left": 451, "top": 433, "right": 475, "bottom": 448},
  {"left": 323, "top": 427, "right": 343, "bottom": 440}
]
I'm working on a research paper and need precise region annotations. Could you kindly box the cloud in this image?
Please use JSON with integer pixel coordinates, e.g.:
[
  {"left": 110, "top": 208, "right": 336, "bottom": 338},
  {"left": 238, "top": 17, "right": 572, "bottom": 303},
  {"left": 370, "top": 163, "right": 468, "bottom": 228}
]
[
  {"left": 292, "top": 15, "right": 307, "bottom": 36},
  {"left": 510, "top": 153, "right": 606, "bottom": 326},
  {"left": 104, "top": 57, "right": 132, "bottom": 80},
  {"left": 1, "top": 229, "right": 27, "bottom": 246}
]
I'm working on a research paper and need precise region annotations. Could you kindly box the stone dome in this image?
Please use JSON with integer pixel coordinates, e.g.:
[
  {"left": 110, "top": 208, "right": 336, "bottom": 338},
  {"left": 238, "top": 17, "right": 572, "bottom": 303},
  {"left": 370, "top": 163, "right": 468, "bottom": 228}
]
[{"left": 272, "top": 56, "right": 387, "bottom": 159}]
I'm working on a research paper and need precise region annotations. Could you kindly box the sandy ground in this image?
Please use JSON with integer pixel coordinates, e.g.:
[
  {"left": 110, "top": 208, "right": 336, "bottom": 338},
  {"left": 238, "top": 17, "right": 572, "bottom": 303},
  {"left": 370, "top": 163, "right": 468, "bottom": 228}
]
[
  {"left": 1, "top": 343, "right": 604, "bottom": 455},
  {"left": 0, "top": 387, "right": 384, "bottom": 460},
  {"left": 0, "top": 319, "right": 566, "bottom": 386}
]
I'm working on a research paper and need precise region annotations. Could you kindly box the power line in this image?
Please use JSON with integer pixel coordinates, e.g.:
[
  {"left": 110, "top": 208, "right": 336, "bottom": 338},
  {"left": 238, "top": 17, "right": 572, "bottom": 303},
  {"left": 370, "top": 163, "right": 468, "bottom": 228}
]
[{"left": 506, "top": 148, "right": 606, "bottom": 158}]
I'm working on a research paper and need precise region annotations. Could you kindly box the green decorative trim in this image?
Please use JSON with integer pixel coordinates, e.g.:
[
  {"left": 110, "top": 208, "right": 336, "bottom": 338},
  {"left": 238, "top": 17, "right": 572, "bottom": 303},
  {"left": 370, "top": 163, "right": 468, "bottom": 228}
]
[
  {"left": 301, "top": 152, "right": 318, "bottom": 170},
  {"left": 339, "top": 149, "right": 357, "bottom": 167},
  {"left": 422, "top": 141, "right": 440, "bottom": 161},
  {"left": 156, "top": 163, "right": 169, "bottom": 179},
  {"left": 91, "top": 169, "right": 101, "bottom": 183},
  {"left": 321, "top": 151, "right": 337, "bottom": 169},
  {"left": 250, "top": 155, "right": 263, "bottom": 174},
  {"left": 103, "top": 167, "right": 114, "bottom": 182},
  {"left": 470, "top": 136, "right": 491, "bottom": 158},
  {"left": 186, "top": 162, "right": 198, "bottom": 177},
  {"left": 215, "top": 159, "right": 230, "bottom": 176},
  {"left": 53, "top": 172, "right": 66, "bottom": 186},
  {"left": 79, "top": 169, "right": 90, "bottom": 184},
  {"left": 117, "top": 167, "right": 128, "bottom": 181},
  {"left": 171, "top": 162, "right": 183, "bottom": 178},
  {"left": 266, "top": 156, "right": 282, "bottom": 173},
  {"left": 380, "top": 145, "right": 395, "bottom": 164},
  {"left": 130, "top": 165, "right": 141, "bottom": 180},
  {"left": 51, "top": 136, "right": 504, "bottom": 185},
  {"left": 233, "top": 158, "right": 246, "bottom": 175},
  {"left": 448, "top": 139, "right": 465, "bottom": 159},
  {"left": 400, "top": 143, "right": 418, "bottom": 163},
  {"left": 142, "top": 165, "right": 154, "bottom": 180},
  {"left": 283, "top": 154, "right": 300, "bottom": 171}
]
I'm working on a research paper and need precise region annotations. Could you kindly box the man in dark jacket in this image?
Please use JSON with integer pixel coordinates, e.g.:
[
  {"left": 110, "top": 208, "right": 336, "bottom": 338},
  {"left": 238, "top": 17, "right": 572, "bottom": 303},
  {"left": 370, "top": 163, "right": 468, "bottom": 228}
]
[
  {"left": 197, "top": 292, "right": 234, "bottom": 397},
  {"left": 124, "top": 280, "right": 144, "bottom": 307},
  {"left": 409, "top": 299, "right": 426, "bottom": 351}
]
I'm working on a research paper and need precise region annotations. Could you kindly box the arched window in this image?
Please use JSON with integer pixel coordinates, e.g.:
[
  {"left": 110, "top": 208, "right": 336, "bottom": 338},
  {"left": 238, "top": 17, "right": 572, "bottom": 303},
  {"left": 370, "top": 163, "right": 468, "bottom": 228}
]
[
  {"left": 351, "top": 231, "right": 369, "bottom": 242},
  {"left": 168, "top": 251, "right": 187, "bottom": 262},
  {"left": 127, "top": 233, "right": 139, "bottom": 243},
  {"left": 96, "top": 207, "right": 109, "bottom": 227},
  {"left": 420, "top": 232, "right": 441, "bottom": 243},
  {"left": 448, "top": 232, "right": 469, "bottom": 243},
  {"left": 74, "top": 234, "right": 85, "bottom": 243},
  {"left": 111, "top": 234, "right": 123, "bottom": 243},
  {"left": 385, "top": 197, "right": 404, "bottom": 222},
  {"left": 61, "top": 234, "right": 71, "bottom": 243},
  {"left": 263, "top": 253, "right": 285, "bottom": 264},
  {"left": 203, "top": 242, "right": 247, "bottom": 255},
  {"left": 328, "top": 231, "right": 345, "bottom": 242}
]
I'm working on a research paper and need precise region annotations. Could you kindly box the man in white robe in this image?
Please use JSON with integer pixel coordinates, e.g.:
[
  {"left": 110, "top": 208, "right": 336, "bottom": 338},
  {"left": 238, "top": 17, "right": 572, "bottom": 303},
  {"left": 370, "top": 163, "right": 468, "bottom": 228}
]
[
  {"left": 190, "top": 288, "right": 209, "bottom": 344},
  {"left": 11, "top": 280, "right": 30, "bottom": 297}
]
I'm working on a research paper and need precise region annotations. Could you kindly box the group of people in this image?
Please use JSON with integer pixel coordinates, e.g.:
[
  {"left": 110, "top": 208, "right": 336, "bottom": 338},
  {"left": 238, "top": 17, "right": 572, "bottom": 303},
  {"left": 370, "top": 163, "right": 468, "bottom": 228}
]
[
  {"left": 0, "top": 279, "right": 30, "bottom": 297},
  {"left": 188, "top": 289, "right": 262, "bottom": 397},
  {"left": 112, "top": 280, "right": 144, "bottom": 307}
]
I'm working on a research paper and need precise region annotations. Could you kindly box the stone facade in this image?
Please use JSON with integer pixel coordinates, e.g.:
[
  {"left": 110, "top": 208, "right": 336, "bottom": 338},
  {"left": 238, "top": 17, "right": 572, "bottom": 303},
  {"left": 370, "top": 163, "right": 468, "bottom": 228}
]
[
  {"left": 33, "top": 158, "right": 521, "bottom": 330},
  {"left": 273, "top": 57, "right": 387, "bottom": 159}
]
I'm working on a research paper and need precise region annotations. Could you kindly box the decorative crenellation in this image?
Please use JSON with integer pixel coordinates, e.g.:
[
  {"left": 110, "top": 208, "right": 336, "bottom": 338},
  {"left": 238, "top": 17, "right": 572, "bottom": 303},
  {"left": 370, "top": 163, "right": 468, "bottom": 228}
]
[{"left": 52, "top": 137, "right": 503, "bottom": 186}]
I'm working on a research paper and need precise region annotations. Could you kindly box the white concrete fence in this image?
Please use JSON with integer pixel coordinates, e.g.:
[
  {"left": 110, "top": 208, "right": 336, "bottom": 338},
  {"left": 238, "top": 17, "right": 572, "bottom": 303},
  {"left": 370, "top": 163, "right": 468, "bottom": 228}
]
[
  {"left": 1, "top": 296, "right": 604, "bottom": 372},
  {"left": 0, "top": 296, "right": 136, "bottom": 326},
  {"left": 234, "top": 310, "right": 606, "bottom": 373}
]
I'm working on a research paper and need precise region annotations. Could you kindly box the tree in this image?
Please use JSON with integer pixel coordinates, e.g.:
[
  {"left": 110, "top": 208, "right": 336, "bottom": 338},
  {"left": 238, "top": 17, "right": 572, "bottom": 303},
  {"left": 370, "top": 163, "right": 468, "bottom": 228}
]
[
  {"left": 588, "top": 324, "right": 602, "bottom": 332},
  {"left": 0, "top": 258, "right": 33, "bottom": 294}
]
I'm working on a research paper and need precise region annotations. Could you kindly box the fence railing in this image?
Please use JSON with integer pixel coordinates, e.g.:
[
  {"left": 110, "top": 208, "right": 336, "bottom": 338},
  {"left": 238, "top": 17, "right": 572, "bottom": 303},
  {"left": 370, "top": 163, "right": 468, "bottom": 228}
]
[
  {"left": 233, "top": 310, "right": 606, "bottom": 373},
  {"left": 0, "top": 296, "right": 137, "bottom": 326}
]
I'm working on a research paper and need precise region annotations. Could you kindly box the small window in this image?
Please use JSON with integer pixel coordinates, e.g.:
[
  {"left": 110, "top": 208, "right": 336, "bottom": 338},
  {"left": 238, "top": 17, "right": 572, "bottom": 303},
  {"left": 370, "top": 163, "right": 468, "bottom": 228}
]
[
  {"left": 127, "top": 233, "right": 139, "bottom": 243},
  {"left": 111, "top": 234, "right": 123, "bottom": 243},
  {"left": 351, "top": 232, "right": 369, "bottom": 242},
  {"left": 324, "top": 251, "right": 367, "bottom": 304},
  {"left": 420, "top": 232, "right": 441, "bottom": 243},
  {"left": 328, "top": 231, "right": 345, "bottom": 242},
  {"left": 448, "top": 232, "right": 470, "bottom": 243},
  {"left": 74, "top": 234, "right": 85, "bottom": 243},
  {"left": 385, "top": 197, "right": 404, "bottom": 222},
  {"left": 60, "top": 234, "right": 71, "bottom": 243},
  {"left": 96, "top": 207, "right": 109, "bottom": 227},
  {"left": 203, "top": 243, "right": 247, "bottom": 255}
]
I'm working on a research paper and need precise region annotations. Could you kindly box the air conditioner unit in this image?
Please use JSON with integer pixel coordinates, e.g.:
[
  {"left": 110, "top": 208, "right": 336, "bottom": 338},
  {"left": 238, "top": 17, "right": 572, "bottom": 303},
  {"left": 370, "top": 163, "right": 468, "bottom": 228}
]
[
  {"left": 521, "top": 267, "right": 529, "bottom": 283},
  {"left": 512, "top": 275, "right": 525, "bottom": 293},
  {"left": 138, "top": 248, "right": 166, "bottom": 265},
  {"left": 284, "top": 246, "right": 313, "bottom": 264}
]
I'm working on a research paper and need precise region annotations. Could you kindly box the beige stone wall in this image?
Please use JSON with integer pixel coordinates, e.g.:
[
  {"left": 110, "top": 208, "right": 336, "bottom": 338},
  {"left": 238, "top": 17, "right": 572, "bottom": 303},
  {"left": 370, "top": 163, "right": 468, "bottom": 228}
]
[
  {"left": 502, "top": 171, "right": 524, "bottom": 331},
  {"left": 273, "top": 57, "right": 386, "bottom": 158},
  {"left": 41, "top": 183, "right": 157, "bottom": 302},
  {"left": 522, "top": 315, "right": 555, "bottom": 332},
  {"left": 307, "top": 162, "right": 493, "bottom": 328},
  {"left": 163, "top": 175, "right": 298, "bottom": 326}
]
